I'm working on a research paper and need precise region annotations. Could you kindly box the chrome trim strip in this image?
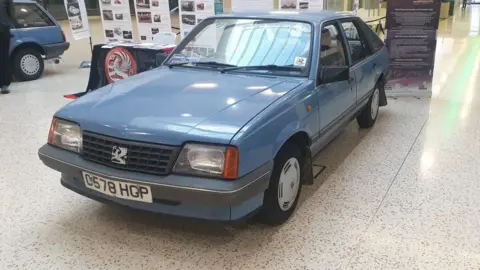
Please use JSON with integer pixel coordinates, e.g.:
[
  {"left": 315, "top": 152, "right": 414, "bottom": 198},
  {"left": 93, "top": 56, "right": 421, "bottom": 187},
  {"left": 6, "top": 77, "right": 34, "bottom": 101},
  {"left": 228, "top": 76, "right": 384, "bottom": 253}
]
[{"left": 39, "top": 152, "right": 270, "bottom": 195}]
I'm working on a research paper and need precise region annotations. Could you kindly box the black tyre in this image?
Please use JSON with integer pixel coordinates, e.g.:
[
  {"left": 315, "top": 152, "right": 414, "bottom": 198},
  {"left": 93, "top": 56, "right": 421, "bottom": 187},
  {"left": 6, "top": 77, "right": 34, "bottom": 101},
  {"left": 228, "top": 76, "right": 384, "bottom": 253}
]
[
  {"left": 357, "top": 86, "right": 380, "bottom": 129},
  {"left": 257, "top": 143, "right": 303, "bottom": 226},
  {"left": 13, "top": 48, "right": 44, "bottom": 81}
]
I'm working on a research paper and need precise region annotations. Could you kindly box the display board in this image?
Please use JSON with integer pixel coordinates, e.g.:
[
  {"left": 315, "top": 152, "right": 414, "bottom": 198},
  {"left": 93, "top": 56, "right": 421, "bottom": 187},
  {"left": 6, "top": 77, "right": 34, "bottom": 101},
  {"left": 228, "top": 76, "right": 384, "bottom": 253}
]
[
  {"left": 64, "top": 0, "right": 90, "bottom": 40},
  {"left": 98, "top": 0, "right": 134, "bottom": 42},
  {"left": 279, "top": 0, "right": 323, "bottom": 11},
  {"left": 134, "top": 0, "right": 172, "bottom": 42},
  {"left": 232, "top": 0, "right": 273, "bottom": 11},
  {"left": 179, "top": 0, "right": 219, "bottom": 38},
  {"left": 385, "top": 0, "right": 441, "bottom": 97}
]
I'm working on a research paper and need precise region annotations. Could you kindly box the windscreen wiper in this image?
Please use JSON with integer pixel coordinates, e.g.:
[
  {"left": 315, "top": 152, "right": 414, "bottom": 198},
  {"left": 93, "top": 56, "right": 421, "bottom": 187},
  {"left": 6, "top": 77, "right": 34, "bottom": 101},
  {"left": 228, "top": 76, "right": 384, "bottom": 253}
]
[
  {"left": 167, "top": 61, "right": 237, "bottom": 68},
  {"left": 220, "top": 64, "right": 302, "bottom": 74}
]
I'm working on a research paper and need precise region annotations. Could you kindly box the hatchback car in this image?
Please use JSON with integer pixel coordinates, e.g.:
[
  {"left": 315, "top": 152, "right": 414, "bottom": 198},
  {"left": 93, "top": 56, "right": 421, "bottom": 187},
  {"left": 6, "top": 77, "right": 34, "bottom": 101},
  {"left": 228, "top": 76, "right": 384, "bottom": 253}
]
[
  {"left": 39, "top": 11, "right": 388, "bottom": 225},
  {"left": 11, "top": 0, "right": 69, "bottom": 81}
]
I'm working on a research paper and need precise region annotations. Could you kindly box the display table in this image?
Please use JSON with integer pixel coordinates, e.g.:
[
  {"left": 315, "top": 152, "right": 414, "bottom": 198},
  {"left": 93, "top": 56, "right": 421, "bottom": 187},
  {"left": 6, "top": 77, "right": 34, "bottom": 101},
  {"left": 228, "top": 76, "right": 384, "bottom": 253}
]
[{"left": 65, "top": 42, "right": 175, "bottom": 99}]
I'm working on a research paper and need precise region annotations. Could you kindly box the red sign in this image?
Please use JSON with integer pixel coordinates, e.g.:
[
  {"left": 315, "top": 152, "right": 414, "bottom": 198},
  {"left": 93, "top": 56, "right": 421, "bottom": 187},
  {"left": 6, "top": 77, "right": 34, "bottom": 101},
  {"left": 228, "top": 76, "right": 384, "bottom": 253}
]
[{"left": 104, "top": 47, "right": 138, "bottom": 83}]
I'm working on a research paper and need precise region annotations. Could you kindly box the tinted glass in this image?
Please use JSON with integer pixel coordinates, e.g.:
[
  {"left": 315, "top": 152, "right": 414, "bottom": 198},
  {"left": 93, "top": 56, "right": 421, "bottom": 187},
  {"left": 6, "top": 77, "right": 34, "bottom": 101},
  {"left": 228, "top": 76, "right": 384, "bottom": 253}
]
[
  {"left": 168, "top": 18, "right": 313, "bottom": 77},
  {"left": 358, "top": 20, "right": 385, "bottom": 53},
  {"left": 14, "top": 3, "right": 55, "bottom": 28},
  {"left": 319, "top": 24, "right": 347, "bottom": 67},
  {"left": 340, "top": 21, "right": 372, "bottom": 65}
]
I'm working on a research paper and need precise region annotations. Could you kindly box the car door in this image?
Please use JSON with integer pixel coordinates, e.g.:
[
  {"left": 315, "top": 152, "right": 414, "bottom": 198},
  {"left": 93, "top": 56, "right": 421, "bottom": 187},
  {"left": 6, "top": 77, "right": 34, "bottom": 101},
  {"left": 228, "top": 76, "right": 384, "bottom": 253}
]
[
  {"left": 316, "top": 21, "right": 355, "bottom": 133},
  {"left": 356, "top": 19, "right": 388, "bottom": 85},
  {"left": 339, "top": 19, "right": 375, "bottom": 103}
]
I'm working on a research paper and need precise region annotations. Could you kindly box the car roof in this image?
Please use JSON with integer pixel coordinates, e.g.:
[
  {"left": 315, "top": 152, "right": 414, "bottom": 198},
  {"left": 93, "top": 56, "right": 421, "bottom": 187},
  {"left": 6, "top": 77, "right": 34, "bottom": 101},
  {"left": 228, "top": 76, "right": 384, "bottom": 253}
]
[{"left": 214, "top": 11, "right": 355, "bottom": 24}]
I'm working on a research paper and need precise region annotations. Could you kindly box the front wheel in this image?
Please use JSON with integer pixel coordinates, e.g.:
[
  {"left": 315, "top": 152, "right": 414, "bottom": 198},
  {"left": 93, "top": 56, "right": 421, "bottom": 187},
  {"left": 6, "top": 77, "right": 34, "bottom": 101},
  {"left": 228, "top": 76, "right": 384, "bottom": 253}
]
[
  {"left": 357, "top": 86, "right": 380, "bottom": 128},
  {"left": 257, "top": 143, "right": 303, "bottom": 226},
  {"left": 13, "top": 48, "right": 45, "bottom": 82}
]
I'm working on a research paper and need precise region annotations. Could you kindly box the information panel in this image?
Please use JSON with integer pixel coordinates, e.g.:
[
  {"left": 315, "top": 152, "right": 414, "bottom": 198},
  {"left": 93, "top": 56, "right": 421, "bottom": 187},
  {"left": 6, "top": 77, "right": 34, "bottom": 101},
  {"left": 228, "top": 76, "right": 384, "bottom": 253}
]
[
  {"left": 385, "top": 0, "right": 441, "bottom": 97},
  {"left": 64, "top": 0, "right": 90, "bottom": 40},
  {"left": 279, "top": 0, "right": 323, "bottom": 10},
  {"left": 98, "top": 0, "right": 134, "bottom": 42},
  {"left": 134, "top": 0, "right": 172, "bottom": 42}
]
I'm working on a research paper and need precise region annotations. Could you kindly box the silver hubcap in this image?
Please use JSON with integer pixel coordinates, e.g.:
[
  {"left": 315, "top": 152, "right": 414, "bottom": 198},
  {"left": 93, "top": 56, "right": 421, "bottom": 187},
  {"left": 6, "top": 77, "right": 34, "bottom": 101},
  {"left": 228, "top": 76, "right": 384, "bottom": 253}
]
[
  {"left": 277, "top": 157, "right": 300, "bottom": 211},
  {"left": 371, "top": 88, "right": 380, "bottom": 120},
  {"left": 20, "top": 54, "right": 40, "bottom": 76}
]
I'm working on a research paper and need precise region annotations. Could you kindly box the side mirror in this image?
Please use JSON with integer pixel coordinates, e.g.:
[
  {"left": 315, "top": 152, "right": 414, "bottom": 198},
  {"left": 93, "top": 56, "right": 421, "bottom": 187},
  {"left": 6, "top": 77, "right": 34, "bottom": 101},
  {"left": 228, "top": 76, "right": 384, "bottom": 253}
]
[{"left": 318, "top": 66, "right": 350, "bottom": 85}]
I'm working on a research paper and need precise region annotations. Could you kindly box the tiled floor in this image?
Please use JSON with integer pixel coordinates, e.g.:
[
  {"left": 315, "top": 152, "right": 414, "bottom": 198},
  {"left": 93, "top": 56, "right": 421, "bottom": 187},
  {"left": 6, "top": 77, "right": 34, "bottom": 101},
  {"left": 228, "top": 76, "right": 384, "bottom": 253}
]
[{"left": 1, "top": 5, "right": 480, "bottom": 270}]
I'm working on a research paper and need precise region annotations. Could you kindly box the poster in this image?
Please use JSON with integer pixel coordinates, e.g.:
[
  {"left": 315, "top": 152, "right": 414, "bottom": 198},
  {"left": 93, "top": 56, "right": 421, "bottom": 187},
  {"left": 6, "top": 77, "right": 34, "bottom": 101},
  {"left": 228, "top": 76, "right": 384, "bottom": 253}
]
[
  {"left": 232, "top": 0, "right": 273, "bottom": 11},
  {"left": 178, "top": 0, "right": 217, "bottom": 38},
  {"left": 385, "top": 0, "right": 441, "bottom": 97},
  {"left": 64, "top": 0, "right": 90, "bottom": 40},
  {"left": 134, "top": 0, "right": 172, "bottom": 42},
  {"left": 279, "top": 0, "right": 323, "bottom": 10},
  {"left": 98, "top": 0, "right": 134, "bottom": 42}
]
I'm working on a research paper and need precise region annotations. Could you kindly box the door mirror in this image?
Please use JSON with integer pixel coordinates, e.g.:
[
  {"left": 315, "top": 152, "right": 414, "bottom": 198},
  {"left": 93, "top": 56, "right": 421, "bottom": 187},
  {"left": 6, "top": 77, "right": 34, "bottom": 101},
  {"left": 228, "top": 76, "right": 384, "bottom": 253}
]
[{"left": 319, "top": 66, "right": 350, "bottom": 85}]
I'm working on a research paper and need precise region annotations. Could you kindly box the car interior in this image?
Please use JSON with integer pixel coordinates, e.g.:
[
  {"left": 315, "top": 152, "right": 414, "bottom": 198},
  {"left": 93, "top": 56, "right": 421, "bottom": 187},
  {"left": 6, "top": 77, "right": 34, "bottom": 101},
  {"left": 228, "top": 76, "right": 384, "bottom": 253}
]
[
  {"left": 320, "top": 26, "right": 346, "bottom": 67},
  {"left": 341, "top": 21, "right": 370, "bottom": 63}
]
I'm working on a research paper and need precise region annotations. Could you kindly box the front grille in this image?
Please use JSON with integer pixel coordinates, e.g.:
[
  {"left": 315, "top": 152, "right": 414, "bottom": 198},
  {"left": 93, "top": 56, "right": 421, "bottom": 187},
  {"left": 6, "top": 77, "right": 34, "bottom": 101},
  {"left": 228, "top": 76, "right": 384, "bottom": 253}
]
[{"left": 81, "top": 132, "right": 180, "bottom": 175}]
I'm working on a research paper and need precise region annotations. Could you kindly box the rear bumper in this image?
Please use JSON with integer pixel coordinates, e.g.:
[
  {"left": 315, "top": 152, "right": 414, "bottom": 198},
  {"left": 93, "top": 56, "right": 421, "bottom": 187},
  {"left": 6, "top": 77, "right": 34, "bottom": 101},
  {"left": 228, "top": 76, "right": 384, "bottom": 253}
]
[
  {"left": 38, "top": 144, "right": 272, "bottom": 221},
  {"left": 43, "top": 42, "right": 70, "bottom": 59}
]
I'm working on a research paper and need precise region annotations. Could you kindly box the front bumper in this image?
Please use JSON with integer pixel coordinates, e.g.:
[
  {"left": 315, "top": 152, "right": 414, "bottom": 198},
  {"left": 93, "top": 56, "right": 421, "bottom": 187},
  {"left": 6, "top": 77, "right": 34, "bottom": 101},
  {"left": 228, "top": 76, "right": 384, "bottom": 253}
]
[
  {"left": 43, "top": 42, "right": 70, "bottom": 59},
  {"left": 38, "top": 144, "right": 272, "bottom": 221}
]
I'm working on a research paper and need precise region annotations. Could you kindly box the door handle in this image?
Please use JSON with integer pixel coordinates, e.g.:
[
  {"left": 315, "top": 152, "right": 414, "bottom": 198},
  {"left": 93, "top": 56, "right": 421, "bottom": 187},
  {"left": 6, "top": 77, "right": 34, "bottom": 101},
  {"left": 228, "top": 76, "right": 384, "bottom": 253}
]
[
  {"left": 372, "top": 63, "right": 377, "bottom": 69},
  {"left": 348, "top": 77, "right": 354, "bottom": 83}
]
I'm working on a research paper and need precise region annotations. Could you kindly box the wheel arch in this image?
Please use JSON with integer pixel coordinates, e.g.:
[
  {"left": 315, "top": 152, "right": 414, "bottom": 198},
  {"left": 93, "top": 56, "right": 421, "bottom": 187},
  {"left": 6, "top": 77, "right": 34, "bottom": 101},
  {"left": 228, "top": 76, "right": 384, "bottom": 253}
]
[
  {"left": 10, "top": 42, "right": 45, "bottom": 59},
  {"left": 274, "top": 130, "right": 314, "bottom": 185},
  {"left": 274, "top": 131, "right": 311, "bottom": 159}
]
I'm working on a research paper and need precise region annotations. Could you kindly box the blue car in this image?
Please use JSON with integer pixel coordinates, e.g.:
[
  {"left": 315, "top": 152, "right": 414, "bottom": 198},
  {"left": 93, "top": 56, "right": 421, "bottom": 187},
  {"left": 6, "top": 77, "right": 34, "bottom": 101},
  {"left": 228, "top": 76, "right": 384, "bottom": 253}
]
[
  {"left": 11, "top": 0, "right": 69, "bottom": 81},
  {"left": 38, "top": 11, "right": 388, "bottom": 225}
]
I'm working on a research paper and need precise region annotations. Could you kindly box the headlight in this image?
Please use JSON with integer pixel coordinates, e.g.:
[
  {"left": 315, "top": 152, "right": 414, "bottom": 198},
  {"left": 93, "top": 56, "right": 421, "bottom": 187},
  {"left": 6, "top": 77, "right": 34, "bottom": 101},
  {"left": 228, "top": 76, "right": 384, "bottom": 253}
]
[
  {"left": 48, "top": 118, "right": 82, "bottom": 153},
  {"left": 173, "top": 143, "right": 239, "bottom": 179}
]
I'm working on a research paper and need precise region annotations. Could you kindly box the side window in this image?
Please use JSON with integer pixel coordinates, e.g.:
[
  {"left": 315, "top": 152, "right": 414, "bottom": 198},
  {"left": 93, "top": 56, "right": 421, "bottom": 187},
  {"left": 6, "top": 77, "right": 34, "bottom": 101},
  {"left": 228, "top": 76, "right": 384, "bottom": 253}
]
[
  {"left": 340, "top": 21, "right": 372, "bottom": 65},
  {"left": 319, "top": 24, "right": 347, "bottom": 67},
  {"left": 13, "top": 3, "right": 55, "bottom": 29},
  {"left": 358, "top": 20, "right": 385, "bottom": 53}
]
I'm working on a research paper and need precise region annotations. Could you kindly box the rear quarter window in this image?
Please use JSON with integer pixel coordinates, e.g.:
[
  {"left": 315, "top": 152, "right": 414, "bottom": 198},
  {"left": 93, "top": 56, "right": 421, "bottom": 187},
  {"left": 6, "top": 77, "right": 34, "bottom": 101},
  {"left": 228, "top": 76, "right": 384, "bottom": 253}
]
[
  {"left": 13, "top": 3, "right": 55, "bottom": 28},
  {"left": 357, "top": 20, "right": 385, "bottom": 53}
]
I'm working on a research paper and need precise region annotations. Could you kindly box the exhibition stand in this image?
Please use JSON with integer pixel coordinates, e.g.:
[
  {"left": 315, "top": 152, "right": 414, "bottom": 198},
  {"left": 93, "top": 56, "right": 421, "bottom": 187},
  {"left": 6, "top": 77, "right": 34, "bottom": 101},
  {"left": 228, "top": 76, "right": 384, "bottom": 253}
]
[
  {"left": 385, "top": 0, "right": 441, "bottom": 98},
  {"left": 86, "top": 43, "right": 174, "bottom": 90},
  {"left": 64, "top": 43, "right": 175, "bottom": 99}
]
